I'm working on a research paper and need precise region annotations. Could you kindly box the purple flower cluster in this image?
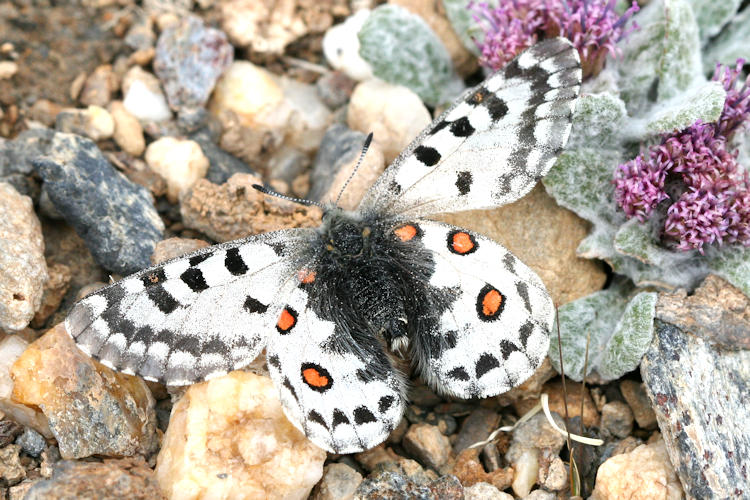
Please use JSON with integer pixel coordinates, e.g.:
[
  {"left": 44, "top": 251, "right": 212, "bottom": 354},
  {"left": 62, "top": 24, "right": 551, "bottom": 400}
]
[
  {"left": 470, "top": 0, "right": 639, "bottom": 77},
  {"left": 615, "top": 60, "right": 750, "bottom": 253}
]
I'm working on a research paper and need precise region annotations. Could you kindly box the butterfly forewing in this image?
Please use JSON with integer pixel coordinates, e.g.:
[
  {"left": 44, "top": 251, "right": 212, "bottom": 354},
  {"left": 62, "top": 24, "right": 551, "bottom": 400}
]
[
  {"left": 358, "top": 37, "right": 581, "bottom": 218},
  {"left": 65, "top": 230, "right": 315, "bottom": 385}
]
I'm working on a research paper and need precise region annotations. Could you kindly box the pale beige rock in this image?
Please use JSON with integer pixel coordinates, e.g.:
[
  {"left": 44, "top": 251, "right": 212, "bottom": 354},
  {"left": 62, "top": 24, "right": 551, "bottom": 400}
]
[
  {"left": 401, "top": 423, "right": 452, "bottom": 470},
  {"left": 55, "top": 105, "right": 115, "bottom": 141},
  {"left": 79, "top": 64, "right": 119, "bottom": 107},
  {"left": 348, "top": 79, "right": 431, "bottom": 163},
  {"left": 155, "top": 371, "right": 327, "bottom": 500},
  {"left": 464, "top": 482, "right": 513, "bottom": 500},
  {"left": 30, "top": 262, "right": 72, "bottom": 328},
  {"left": 439, "top": 184, "right": 607, "bottom": 307},
  {"left": 122, "top": 66, "right": 171, "bottom": 122},
  {"left": 591, "top": 439, "right": 683, "bottom": 500},
  {"left": 109, "top": 101, "right": 146, "bottom": 156},
  {"left": 11, "top": 324, "right": 158, "bottom": 459},
  {"left": 322, "top": 141, "right": 385, "bottom": 210},
  {"left": 145, "top": 137, "right": 209, "bottom": 203},
  {"left": 311, "top": 462, "right": 363, "bottom": 500},
  {"left": 511, "top": 448, "right": 538, "bottom": 498},
  {"left": 151, "top": 237, "right": 210, "bottom": 266},
  {"left": 0, "top": 61, "right": 18, "bottom": 80},
  {"left": 0, "top": 183, "right": 48, "bottom": 331},
  {"left": 279, "top": 76, "right": 333, "bottom": 153}
]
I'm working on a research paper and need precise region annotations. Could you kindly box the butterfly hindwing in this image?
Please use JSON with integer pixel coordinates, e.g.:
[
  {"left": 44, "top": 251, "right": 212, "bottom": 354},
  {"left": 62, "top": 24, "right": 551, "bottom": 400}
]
[
  {"left": 359, "top": 37, "right": 581, "bottom": 218},
  {"left": 408, "top": 220, "right": 554, "bottom": 399},
  {"left": 65, "top": 230, "right": 315, "bottom": 385},
  {"left": 265, "top": 284, "right": 406, "bottom": 454}
]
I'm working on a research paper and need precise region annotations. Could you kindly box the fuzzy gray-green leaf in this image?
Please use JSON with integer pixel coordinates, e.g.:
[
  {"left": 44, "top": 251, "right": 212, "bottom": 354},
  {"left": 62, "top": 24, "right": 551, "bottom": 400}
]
[{"left": 702, "top": 7, "right": 750, "bottom": 71}]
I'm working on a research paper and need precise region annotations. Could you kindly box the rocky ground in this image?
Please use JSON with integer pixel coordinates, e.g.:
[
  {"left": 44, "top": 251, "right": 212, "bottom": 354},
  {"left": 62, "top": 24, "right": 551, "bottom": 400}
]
[{"left": 0, "top": 1, "right": 748, "bottom": 499}]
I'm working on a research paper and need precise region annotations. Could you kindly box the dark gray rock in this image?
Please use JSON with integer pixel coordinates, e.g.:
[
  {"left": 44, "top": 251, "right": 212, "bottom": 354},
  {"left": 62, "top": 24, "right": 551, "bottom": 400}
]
[
  {"left": 15, "top": 428, "right": 46, "bottom": 457},
  {"left": 190, "top": 128, "right": 256, "bottom": 185},
  {"left": 308, "top": 124, "right": 369, "bottom": 202},
  {"left": 0, "top": 128, "right": 56, "bottom": 177},
  {"left": 453, "top": 408, "right": 500, "bottom": 454},
  {"left": 33, "top": 133, "right": 164, "bottom": 275},
  {"left": 642, "top": 319, "right": 750, "bottom": 498},
  {"left": 153, "top": 16, "right": 233, "bottom": 113},
  {"left": 316, "top": 71, "right": 356, "bottom": 109}
]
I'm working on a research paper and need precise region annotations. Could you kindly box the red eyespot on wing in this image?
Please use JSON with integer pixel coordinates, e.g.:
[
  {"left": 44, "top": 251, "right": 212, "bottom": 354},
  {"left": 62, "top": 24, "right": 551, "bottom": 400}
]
[
  {"left": 448, "top": 230, "right": 477, "bottom": 255},
  {"left": 301, "top": 363, "right": 332, "bottom": 392},
  {"left": 394, "top": 224, "right": 418, "bottom": 242},
  {"left": 476, "top": 285, "right": 504, "bottom": 321},
  {"left": 277, "top": 307, "right": 297, "bottom": 333}
]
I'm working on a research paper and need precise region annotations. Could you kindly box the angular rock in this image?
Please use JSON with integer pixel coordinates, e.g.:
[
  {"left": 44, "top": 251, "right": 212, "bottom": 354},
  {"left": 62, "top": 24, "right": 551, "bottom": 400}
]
[
  {"left": 0, "top": 444, "right": 25, "bottom": 486},
  {"left": 347, "top": 78, "right": 430, "bottom": 163},
  {"left": 354, "top": 471, "right": 462, "bottom": 500},
  {"left": 641, "top": 317, "right": 750, "bottom": 498},
  {"left": 180, "top": 173, "right": 321, "bottom": 242},
  {"left": 452, "top": 447, "right": 513, "bottom": 492},
  {"left": 144, "top": 136, "right": 209, "bottom": 202},
  {"left": 55, "top": 106, "right": 115, "bottom": 141},
  {"left": 514, "top": 379, "right": 600, "bottom": 428},
  {"left": 189, "top": 128, "right": 256, "bottom": 185},
  {"left": 591, "top": 439, "right": 683, "bottom": 500},
  {"left": 0, "top": 183, "right": 48, "bottom": 331},
  {"left": 10, "top": 324, "right": 158, "bottom": 459},
  {"left": 79, "top": 65, "right": 118, "bottom": 107},
  {"left": 24, "top": 458, "right": 161, "bottom": 500},
  {"left": 278, "top": 76, "right": 332, "bottom": 153},
  {"left": 309, "top": 124, "right": 385, "bottom": 210},
  {"left": 440, "top": 184, "right": 607, "bottom": 307},
  {"left": 30, "top": 262, "right": 71, "bottom": 328},
  {"left": 402, "top": 423, "right": 452, "bottom": 471},
  {"left": 452, "top": 408, "right": 500, "bottom": 455},
  {"left": 33, "top": 133, "right": 164, "bottom": 275},
  {"left": 15, "top": 428, "right": 46, "bottom": 457},
  {"left": 656, "top": 274, "right": 750, "bottom": 350},
  {"left": 619, "top": 380, "right": 657, "bottom": 430},
  {"left": 0, "top": 128, "right": 56, "bottom": 179},
  {"left": 311, "top": 462, "right": 363, "bottom": 500},
  {"left": 155, "top": 371, "right": 326, "bottom": 500},
  {"left": 537, "top": 448, "right": 568, "bottom": 492},
  {"left": 153, "top": 16, "right": 233, "bottom": 113}
]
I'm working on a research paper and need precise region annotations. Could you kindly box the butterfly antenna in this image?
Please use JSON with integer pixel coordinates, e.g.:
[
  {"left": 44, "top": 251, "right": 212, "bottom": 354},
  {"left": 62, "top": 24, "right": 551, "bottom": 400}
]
[
  {"left": 252, "top": 184, "right": 325, "bottom": 208},
  {"left": 335, "top": 132, "right": 374, "bottom": 206}
]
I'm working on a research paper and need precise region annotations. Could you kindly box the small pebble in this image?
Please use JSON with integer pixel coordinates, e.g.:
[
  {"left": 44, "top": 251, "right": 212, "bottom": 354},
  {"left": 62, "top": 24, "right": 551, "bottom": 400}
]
[
  {"left": 464, "top": 482, "right": 513, "bottom": 500},
  {"left": 189, "top": 128, "right": 256, "bottom": 185},
  {"left": 0, "top": 444, "right": 25, "bottom": 486},
  {"left": 15, "top": 428, "right": 46, "bottom": 457},
  {"left": 322, "top": 10, "right": 374, "bottom": 81},
  {"left": 55, "top": 105, "right": 115, "bottom": 141},
  {"left": 311, "top": 462, "right": 363, "bottom": 500},
  {"left": 347, "top": 78, "right": 430, "bottom": 163},
  {"left": 122, "top": 66, "right": 172, "bottom": 122},
  {"left": 278, "top": 76, "right": 332, "bottom": 153},
  {"left": 402, "top": 423, "right": 452, "bottom": 471},
  {"left": 316, "top": 71, "right": 356, "bottom": 109},
  {"left": 453, "top": 408, "right": 501, "bottom": 454},
  {"left": 620, "top": 380, "right": 658, "bottom": 429},
  {"left": 601, "top": 400, "right": 635, "bottom": 438},
  {"left": 524, "top": 490, "right": 556, "bottom": 500},
  {"left": 109, "top": 101, "right": 146, "bottom": 156},
  {"left": 0, "top": 61, "right": 18, "bottom": 80},
  {"left": 145, "top": 137, "right": 209, "bottom": 203},
  {"left": 79, "top": 65, "right": 118, "bottom": 107}
]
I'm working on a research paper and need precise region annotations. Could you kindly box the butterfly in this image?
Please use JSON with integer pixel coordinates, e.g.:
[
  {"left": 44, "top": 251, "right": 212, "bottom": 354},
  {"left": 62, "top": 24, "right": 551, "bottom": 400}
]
[{"left": 65, "top": 38, "right": 581, "bottom": 454}]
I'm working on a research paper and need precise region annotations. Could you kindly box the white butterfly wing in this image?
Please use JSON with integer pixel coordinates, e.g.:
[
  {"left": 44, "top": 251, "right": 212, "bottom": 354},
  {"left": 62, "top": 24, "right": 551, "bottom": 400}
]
[
  {"left": 265, "top": 284, "right": 406, "bottom": 454},
  {"left": 65, "top": 230, "right": 315, "bottom": 385},
  {"left": 409, "top": 220, "right": 553, "bottom": 398},
  {"left": 358, "top": 37, "right": 581, "bottom": 218}
]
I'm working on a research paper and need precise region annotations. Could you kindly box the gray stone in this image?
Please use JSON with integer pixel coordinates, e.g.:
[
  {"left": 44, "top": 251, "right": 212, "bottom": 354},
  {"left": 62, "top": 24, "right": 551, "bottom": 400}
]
[
  {"left": 32, "top": 133, "right": 164, "bottom": 275},
  {"left": 641, "top": 319, "right": 750, "bottom": 498},
  {"left": 154, "top": 16, "right": 233, "bottom": 113},
  {"left": 0, "top": 128, "right": 56, "bottom": 178},
  {"left": 600, "top": 401, "right": 634, "bottom": 438},
  {"left": 190, "top": 127, "right": 256, "bottom": 185},
  {"left": 354, "top": 472, "right": 462, "bottom": 500},
  {"left": 312, "top": 462, "right": 363, "bottom": 500},
  {"left": 308, "top": 124, "right": 369, "bottom": 202},
  {"left": 402, "top": 423, "right": 452, "bottom": 471},
  {"left": 316, "top": 71, "right": 356, "bottom": 109},
  {"left": 15, "top": 428, "right": 46, "bottom": 457},
  {"left": 453, "top": 408, "right": 501, "bottom": 454}
]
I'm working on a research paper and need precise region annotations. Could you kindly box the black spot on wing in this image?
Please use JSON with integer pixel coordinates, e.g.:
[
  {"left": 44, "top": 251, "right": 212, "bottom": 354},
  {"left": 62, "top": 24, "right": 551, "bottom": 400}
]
[
  {"left": 202, "top": 337, "right": 230, "bottom": 358},
  {"left": 519, "top": 321, "right": 534, "bottom": 349},
  {"left": 484, "top": 94, "right": 509, "bottom": 121},
  {"left": 308, "top": 410, "right": 328, "bottom": 430},
  {"left": 146, "top": 285, "right": 179, "bottom": 314},
  {"left": 243, "top": 296, "right": 268, "bottom": 314},
  {"left": 450, "top": 116, "right": 475, "bottom": 137},
  {"left": 188, "top": 252, "right": 212, "bottom": 266},
  {"left": 516, "top": 281, "right": 531, "bottom": 312},
  {"left": 500, "top": 340, "right": 521, "bottom": 360},
  {"left": 447, "top": 366, "right": 470, "bottom": 381},
  {"left": 224, "top": 248, "right": 249, "bottom": 275},
  {"left": 378, "top": 395, "right": 395, "bottom": 413},
  {"left": 503, "top": 253, "right": 516, "bottom": 273},
  {"left": 131, "top": 324, "right": 154, "bottom": 345},
  {"left": 414, "top": 145, "right": 441, "bottom": 167},
  {"left": 269, "top": 242, "right": 286, "bottom": 256},
  {"left": 175, "top": 334, "right": 202, "bottom": 356},
  {"left": 353, "top": 406, "right": 377, "bottom": 425},
  {"left": 283, "top": 377, "right": 298, "bottom": 402},
  {"left": 268, "top": 354, "right": 281, "bottom": 369},
  {"left": 180, "top": 267, "right": 209, "bottom": 292},
  {"left": 430, "top": 120, "right": 450, "bottom": 135},
  {"left": 388, "top": 181, "right": 402, "bottom": 195},
  {"left": 476, "top": 353, "right": 500, "bottom": 379},
  {"left": 332, "top": 409, "right": 350, "bottom": 428},
  {"left": 456, "top": 171, "right": 472, "bottom": 195}
]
